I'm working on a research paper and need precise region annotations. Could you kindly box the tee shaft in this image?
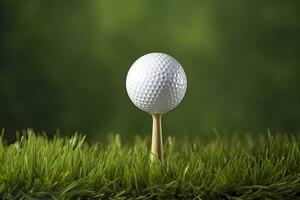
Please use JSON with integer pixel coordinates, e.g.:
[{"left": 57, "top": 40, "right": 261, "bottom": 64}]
[{"left": 151, "top": 114, "right": 164, "bottom": 164}]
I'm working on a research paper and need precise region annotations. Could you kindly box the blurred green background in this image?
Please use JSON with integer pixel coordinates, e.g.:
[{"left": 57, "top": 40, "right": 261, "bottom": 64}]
[{"left": 1, "top": 0, "right": 299, "bottom": 139}]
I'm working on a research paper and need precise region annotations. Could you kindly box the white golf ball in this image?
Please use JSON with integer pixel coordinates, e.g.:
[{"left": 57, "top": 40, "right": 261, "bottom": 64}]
[{"left": 126, "top": 53, "right": 187, "bottom": 114}]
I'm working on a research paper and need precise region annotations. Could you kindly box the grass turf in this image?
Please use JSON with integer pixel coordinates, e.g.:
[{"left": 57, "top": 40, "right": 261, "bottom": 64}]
[{"left": 0, "top": 130, "right": 299, "bottom": 199}]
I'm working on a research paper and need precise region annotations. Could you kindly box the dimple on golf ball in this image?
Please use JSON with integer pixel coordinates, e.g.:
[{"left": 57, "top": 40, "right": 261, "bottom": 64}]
[{"left": 126, "top": 52, "right": 187, "bottom": 114}]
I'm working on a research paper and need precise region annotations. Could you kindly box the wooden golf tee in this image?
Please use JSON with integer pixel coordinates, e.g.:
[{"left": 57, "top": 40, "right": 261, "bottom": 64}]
[{"left": 151, "top": 114, "right": 164, "bottom": 164}]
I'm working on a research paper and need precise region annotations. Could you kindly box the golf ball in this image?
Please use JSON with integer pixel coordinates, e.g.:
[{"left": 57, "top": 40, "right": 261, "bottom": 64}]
[{"left": 126, "top": 53, "right": 187, "bottom": 114}]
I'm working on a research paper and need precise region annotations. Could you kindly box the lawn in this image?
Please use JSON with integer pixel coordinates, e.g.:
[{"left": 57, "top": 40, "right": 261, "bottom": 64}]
[{"left": 0, "top": 130, "right": 299, "bottom": 199}]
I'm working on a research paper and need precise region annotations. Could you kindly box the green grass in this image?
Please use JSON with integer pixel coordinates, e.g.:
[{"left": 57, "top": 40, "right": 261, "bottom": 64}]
[{"left": 0, "top": 130, "right": 300, "bottom": 199}]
